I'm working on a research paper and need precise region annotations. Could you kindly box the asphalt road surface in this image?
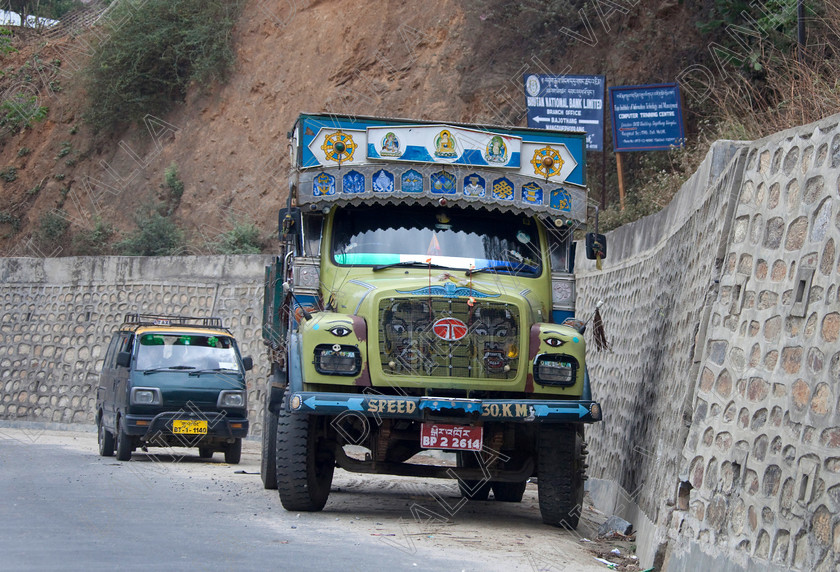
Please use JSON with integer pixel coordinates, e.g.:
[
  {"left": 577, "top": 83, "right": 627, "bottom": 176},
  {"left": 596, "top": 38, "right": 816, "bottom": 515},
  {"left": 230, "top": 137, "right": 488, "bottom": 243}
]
[{"left": 0, "top": 427, "right": 612, "bottom": 572}]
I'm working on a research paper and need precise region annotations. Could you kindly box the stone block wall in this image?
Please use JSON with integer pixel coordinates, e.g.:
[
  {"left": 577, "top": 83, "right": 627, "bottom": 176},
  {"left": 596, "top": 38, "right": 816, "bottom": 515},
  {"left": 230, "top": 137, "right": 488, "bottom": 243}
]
[
  {"left": 576, "top": 114, "right": 840, "bottom": 571},
  {"left": 0, "top": 255, "right": 272, "bottom": 432},
  {"left": 575, "top": 140, "right": 746, "bottom": 565},
  {"left": 667, "top": 118, "right": 840, "bottom": 571}
]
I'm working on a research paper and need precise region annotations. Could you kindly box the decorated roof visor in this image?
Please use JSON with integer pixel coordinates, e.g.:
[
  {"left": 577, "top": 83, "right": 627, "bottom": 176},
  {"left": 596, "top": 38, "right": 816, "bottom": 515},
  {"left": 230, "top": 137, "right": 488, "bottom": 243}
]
[
  {"left": 367, "top": 125, "right": 521, "bottom": 169},
  {"left": 294, "top": 114, "right": 587, "bottom": 223}
]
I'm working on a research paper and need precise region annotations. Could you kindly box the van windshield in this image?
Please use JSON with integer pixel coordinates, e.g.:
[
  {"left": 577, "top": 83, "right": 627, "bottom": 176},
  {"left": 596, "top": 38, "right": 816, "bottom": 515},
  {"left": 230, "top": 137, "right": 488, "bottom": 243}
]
[
  {"left": 331, "top": 205, "right": 542, "bottom": 275},
  {"left": 135, "top": 334, "right": 240, "bottom": 372}
]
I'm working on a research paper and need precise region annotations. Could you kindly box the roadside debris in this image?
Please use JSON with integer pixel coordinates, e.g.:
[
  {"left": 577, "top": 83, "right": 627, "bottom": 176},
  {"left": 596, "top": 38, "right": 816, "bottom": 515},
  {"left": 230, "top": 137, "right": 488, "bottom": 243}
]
[{"left": 598, "top": 515, "right": 633, "bottom": 537}]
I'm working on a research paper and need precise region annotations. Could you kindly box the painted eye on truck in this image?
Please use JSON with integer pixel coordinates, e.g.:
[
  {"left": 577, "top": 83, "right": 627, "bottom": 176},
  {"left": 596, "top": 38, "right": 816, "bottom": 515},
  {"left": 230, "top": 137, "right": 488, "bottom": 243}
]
[
  {"left": 329, "top": 326, "right": 352, "bottom": 337},
  {"left": 545, "top": 337, "right": 564, "bottom": 347}
]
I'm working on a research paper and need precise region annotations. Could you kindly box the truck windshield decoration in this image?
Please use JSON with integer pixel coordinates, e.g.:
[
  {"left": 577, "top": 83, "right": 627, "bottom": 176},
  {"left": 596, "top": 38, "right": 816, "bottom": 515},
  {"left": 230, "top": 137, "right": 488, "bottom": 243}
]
[
  {"left": 136, "top": 334, "right": 240, "bottom": 372},
  {"left": 332, "top": 204, "right": 542, "bottom": 275}
]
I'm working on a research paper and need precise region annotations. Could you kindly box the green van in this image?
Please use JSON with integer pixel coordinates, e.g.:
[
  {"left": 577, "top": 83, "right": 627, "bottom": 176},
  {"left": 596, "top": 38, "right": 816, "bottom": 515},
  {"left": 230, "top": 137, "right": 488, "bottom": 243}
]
[{"left": 95, "top": 314, "right": 252, "bottom": 463}]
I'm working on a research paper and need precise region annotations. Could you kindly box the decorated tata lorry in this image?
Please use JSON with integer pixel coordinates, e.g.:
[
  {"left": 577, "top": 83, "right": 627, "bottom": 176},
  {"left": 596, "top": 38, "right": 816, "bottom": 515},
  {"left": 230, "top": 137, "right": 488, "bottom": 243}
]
[{"left": 261, "top": 113, "right": 604, "bottom": 529}]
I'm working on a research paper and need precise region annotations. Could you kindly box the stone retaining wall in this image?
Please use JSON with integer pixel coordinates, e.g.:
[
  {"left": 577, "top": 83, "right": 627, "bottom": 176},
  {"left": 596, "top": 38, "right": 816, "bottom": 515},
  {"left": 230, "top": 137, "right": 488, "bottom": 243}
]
[
  {"left": 576, "top": 114, "right": 840, "bottom": 571},
  {"left": 0, "top": 255, "right": 272, "bottom": 432}
]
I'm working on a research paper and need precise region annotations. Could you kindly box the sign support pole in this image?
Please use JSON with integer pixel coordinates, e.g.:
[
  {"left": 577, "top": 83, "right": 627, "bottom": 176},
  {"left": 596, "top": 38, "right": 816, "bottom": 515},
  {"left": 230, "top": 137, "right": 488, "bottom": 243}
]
[
  {"left": 601, "top": 76, "right": 607, "bottom": 211},
  {"left": 616, "top": 152, "right": 626, "bottom": 211}
]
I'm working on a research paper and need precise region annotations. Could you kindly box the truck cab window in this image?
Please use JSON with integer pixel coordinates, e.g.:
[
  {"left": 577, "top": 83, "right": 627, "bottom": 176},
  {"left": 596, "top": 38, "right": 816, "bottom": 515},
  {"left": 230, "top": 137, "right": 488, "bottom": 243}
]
[{"left": 331, "top": 204, "right": 542, "bottom": 276}]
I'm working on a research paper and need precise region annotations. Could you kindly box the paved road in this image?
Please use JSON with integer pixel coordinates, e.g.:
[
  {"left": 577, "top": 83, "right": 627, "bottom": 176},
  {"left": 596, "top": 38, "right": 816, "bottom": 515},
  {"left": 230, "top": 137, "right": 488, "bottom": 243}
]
[{"left": 0, "top": 427, "right": 607, "bottom": 572}]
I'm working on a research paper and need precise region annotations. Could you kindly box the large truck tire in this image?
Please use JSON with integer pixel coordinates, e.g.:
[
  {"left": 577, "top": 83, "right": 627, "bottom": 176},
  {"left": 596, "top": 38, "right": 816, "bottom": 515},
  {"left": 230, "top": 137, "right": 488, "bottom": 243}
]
[
  {"left": 537, "top": 424, "right": 585, "bottom": 529},
  {"left": 456, "top": 451, "right": 491, "bottom": 501},
  {"left": 261, "top": 398, "right": 279, "bottom": 490},
  {"left": 275, "top": 388, "right": 334, "bottom": 511}
]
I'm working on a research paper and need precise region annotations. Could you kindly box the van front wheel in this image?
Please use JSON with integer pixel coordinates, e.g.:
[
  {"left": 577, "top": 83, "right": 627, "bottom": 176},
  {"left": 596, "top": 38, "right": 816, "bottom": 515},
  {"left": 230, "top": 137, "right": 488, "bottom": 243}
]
[{"left": 225, "top": 439, "right": 242, "bottom": 464}]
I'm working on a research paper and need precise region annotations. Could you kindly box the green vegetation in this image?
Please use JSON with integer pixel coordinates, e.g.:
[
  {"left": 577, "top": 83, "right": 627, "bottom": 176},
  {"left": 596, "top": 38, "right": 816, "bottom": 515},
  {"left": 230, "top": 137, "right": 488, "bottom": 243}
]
[
  {"left": 56, "top": 141, "right": 71, "bottom": 159},
  {"left": 17, "top": 147, "right": 30, "bottom": 157},
  {"left": 5, "top": 1, "right": 84, "bottom": 19},
  {"left": 0, "top": 94, "right": 48, "bottom": 133},
  {"left": 211, "top": 217, "right": 263, "bottom": 254},
  {"left": 0, "top": 27, "right": 16, "bottom": 55},
  {"left": 35, "top": 209, "right": 69, "bottom": 246},
  {"left": 164, "top": 162, "right": 185, "bottom": 202},
  {"left": 84, "top": 0, "right": 246, "bottom": 132},
  {"left": 0, "top": 166, "right": 17, "bottom": 182},
  {"left": 71, "top": 218, "right": 115, "bottom": 256},
  {"left": 0, "top": 210, "right": 21, "bottom": 233},
  {"left": 116, "top": 205, "right": 186, "bottom": 256}
]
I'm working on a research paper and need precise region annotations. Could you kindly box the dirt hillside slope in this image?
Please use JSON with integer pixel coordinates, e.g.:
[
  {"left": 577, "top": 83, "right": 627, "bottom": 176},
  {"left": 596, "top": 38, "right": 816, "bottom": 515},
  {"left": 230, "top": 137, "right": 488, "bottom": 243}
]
[{"left": 0, "top": 0, "right": 705, "bottom": 255}]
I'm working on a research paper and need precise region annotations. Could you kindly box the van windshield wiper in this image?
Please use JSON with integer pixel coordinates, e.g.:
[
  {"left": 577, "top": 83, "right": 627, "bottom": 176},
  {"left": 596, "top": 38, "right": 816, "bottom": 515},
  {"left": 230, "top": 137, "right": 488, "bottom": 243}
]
[
  {"left": 372, "top": 261, "right": 449, "bottom": 272},
  {"left": 189, "top": 368, "right": 241, "bottom": 377},
  {"left": 142, "top": 366, "right": 195, "bottom": 375},
  {"left": 465, "top": 262, "right": 538, "bottom": 276}
]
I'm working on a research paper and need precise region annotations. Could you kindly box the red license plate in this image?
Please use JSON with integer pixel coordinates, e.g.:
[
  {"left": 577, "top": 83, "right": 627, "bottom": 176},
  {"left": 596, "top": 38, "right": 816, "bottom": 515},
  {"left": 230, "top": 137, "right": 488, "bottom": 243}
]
[{"left": 420, "top": 423, "right": 482, "bottom": 451}]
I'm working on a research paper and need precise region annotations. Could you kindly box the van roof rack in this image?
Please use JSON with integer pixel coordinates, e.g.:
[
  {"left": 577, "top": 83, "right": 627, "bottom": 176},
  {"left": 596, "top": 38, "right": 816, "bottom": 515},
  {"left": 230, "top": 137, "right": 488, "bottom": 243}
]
[{"left": 121, "top": 314, "right": 227, "bottom": 331}]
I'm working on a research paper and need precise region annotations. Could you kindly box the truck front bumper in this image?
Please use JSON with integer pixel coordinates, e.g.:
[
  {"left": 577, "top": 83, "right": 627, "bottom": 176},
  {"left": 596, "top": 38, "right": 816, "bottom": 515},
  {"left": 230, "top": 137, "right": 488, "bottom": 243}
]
[{"left": 288, "top": 392, "right": 602, "bottom": 423}]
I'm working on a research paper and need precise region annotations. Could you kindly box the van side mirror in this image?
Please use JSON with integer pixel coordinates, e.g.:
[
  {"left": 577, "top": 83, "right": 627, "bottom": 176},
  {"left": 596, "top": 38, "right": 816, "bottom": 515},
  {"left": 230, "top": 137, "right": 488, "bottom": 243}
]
[
  {"left": 242, "top": 356, "right": 253, "bottom": 371},
  {"left": 116, "top": 351, "right": 131, "bottom": 368},
  {"left": 585, "top": 233, "right": 607, "bottom": 260}
]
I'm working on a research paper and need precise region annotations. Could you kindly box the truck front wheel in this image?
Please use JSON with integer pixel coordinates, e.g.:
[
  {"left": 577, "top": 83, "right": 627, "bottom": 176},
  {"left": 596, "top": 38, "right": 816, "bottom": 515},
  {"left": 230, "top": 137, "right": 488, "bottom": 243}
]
[
  {"left": 537, "top": 424, "right": 585, "bottom": 529},
  {"left": 275, "top": 390, "right": 334, "bottom": 511}
]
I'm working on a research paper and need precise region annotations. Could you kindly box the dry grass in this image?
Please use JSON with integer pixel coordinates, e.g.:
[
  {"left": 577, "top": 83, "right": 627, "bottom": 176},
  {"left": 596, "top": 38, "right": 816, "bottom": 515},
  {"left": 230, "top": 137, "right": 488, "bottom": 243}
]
[{"left": 600, "top": 2, "right": 840, "bottom": 232}]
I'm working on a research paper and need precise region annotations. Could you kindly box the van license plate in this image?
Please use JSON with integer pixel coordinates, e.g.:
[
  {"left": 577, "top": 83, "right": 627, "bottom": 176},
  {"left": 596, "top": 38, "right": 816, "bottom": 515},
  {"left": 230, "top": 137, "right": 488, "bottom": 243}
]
[
  {"left": 172, "top": 420, "right": 208, "bottom": 434},
  {"left": 420, "top": 423, "right": 482, "bottom": 451}
]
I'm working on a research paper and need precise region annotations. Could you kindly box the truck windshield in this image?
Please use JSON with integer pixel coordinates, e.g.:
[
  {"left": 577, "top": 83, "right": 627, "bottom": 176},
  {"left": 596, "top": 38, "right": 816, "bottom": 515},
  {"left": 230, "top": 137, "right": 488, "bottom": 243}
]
[
  {"left": 135, "top": 333, "right": 240, "bottom": 372},
  {"left": 331, "top": 204, "right": 542, "bottom": 275}
]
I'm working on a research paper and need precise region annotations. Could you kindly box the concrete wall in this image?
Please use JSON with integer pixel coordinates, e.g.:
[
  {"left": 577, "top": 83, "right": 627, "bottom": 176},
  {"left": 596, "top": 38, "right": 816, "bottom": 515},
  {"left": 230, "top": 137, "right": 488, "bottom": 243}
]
[
  {"left": 576, "top": 114, "right": 840, "bottom": 571},
  {"left": 0, "top": 255, "right": 272, "bottom": 431}
]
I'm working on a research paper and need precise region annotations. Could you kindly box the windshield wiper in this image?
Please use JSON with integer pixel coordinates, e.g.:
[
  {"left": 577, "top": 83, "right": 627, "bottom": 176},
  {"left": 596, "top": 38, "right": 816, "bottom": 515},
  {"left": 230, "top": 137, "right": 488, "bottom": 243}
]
[
  {"left": 465, "top": 262, "right": 538, "bottom": 276},
  {"left": 189, "top": 368, "right": 241, "bottom": 377},
  {"left": 372, "top": 261, "right": 449, "bottom": 272},
  {"left": 143, "top": 366, "right": 196, "bottom": 375}
]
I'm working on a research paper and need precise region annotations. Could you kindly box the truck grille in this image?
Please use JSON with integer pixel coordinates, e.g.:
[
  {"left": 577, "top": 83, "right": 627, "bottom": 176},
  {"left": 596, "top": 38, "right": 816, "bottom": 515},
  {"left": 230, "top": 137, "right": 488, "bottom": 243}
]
[{"left": 378, "top": 298, "right": 520, "bottom": 379}]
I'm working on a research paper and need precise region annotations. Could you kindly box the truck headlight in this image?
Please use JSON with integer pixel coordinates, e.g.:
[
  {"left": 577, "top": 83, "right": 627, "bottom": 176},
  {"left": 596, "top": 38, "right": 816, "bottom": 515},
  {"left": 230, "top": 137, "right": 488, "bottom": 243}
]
[
  {"left": 130, "top": 387, "right": 161, "bottom": 405},
  {"left": 313, "top": 344, "right": 361, "bottom": 376},
  {"left": 533, "top": 355, "right": 579, "bottom": 387},
  {"left": 218, "top": 390, "right": 246, "bottom": 408}
]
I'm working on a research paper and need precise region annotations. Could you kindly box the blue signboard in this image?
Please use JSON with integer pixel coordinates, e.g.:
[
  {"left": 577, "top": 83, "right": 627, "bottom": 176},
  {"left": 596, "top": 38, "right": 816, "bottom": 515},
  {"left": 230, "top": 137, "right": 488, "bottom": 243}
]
[
  {"left": 609, "top": 84, "right": 685, "bottom": 152},
  {"left": 524, "top": 74, "right": 605, "bottom": 152}
]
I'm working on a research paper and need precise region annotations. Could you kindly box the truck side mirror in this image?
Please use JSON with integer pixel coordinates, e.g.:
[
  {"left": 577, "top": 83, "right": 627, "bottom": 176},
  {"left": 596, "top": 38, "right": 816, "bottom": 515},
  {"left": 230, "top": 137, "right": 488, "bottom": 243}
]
[
  {"left": 242, "top": 356, "right": 254, "bottom": 371},
  {"left": 278, "top": 207, "right": 302, "bottom": 240},
  {"left": 585, "top": 233, "right": 607, "bottom": 260},
  {"left": 116, "top": 351, "right": 131, "bottom": 368}
]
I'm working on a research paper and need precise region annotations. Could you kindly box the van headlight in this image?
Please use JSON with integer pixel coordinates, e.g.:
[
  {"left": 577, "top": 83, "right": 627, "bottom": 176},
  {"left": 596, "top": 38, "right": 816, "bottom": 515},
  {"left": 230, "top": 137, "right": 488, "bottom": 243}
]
[
  {"left": 130, "top": 387, "right": 161, "bottom": 405},
  {"left": 533, "top": 355, "right": 579, "bottom": 387},
  {"left": 218, "top": 390, "right": 246, "bottom": 408}
]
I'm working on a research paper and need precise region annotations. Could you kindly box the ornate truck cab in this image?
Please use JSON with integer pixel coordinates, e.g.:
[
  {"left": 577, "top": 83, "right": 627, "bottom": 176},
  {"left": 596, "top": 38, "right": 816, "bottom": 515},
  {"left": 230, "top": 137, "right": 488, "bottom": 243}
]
[{"left": 261, "top": 114, "right": 603, "bottom": 528}]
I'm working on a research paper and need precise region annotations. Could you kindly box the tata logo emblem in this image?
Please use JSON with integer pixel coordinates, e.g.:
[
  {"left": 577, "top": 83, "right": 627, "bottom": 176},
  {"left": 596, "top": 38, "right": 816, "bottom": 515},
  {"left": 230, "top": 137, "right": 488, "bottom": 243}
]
[{"left": 432, "top": 317, "right": 468, "bottom": 341}]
